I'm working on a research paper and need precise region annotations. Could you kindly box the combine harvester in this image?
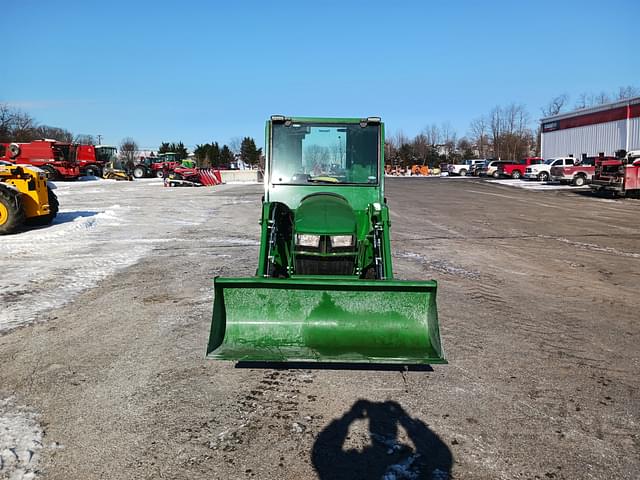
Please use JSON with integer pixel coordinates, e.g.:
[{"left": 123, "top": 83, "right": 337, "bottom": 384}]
[{"left": 207, "top": 116, "right": 445, "bottom": 365}]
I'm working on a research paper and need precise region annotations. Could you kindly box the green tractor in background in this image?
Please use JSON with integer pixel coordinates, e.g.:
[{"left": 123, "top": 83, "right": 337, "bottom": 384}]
[{"left": 207, "top": 116, "right": 445, "bottom": 365}]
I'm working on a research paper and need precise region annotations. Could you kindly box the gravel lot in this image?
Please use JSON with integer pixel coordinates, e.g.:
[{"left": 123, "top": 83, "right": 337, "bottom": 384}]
[{"left": 1, "top": 177, "right": 638, "bottom": 480}]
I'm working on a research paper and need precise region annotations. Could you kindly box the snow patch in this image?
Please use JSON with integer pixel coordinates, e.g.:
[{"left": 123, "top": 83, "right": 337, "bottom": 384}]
[
  {"left": 491, "top": 179, "right": 589, "bottom": 191},
  {"left": 0, "top": 398, "right": 44, "bottom": 480},
  {"left": 0, "top": 179, "right": 219, "bottom": 333}
]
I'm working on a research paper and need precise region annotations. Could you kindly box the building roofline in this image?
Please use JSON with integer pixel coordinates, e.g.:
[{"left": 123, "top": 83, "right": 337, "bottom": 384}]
[{"left": 541, "top": 96, "right": 640, "bottom": 123}]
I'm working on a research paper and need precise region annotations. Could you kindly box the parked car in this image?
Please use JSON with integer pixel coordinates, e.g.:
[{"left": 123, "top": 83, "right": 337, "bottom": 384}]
[
  {"left": 497, "top": 157, "right": 544, "bottom": 179},
  {"left": 479, "top": 160, "right": 508, "bottom": 178},
  {"left": 448, "top": 159, "right": 486, "bottom": 176},
  {"left": 550, "top": 156, "right": 615, "bottom": 186},
  {"left": 524, "top": 157, "right": 576, "bottom": 182}
]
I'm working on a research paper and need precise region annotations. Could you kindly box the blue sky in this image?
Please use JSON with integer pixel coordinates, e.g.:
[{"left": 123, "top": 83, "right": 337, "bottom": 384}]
[{"left": 4, "top": 0, "right": 639, "bottom": 150}]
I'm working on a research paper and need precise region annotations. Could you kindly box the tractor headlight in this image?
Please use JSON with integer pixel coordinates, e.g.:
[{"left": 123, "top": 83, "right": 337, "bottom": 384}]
[
  {"left": 296, "top": 234, "right": 321, "bottom": 247},
  {"left": 330, "top": 235, "right": 354, "bottom": 248}
]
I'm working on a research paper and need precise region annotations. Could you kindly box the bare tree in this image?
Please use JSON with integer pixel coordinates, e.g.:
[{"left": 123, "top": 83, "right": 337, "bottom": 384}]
[
  {"left": 11, "top": 111, "right": 36, "bottom": 142},
  {"left": 489, "top": 106, "right": 503, "bottom": 158},
  {"left": 616, "top": 85, "right": 640, "bottom": 100},
  {"left": 74, "top": 134, "right": 96, "bottom": 145},
  {"left": 440, "top": 122, "right": 457, "bottom": 156},
  {"left": 422, "top": 124, "right": 441, "bottom": 146},
  {"left": 469, "top": 116, "right": 489, "bottom": 158},
  {"left": 384, "top": 140, "right": 398, "bottom": 165},
  {"left": 574, "top": 92, "right": 591, "bottom": 110},
  {"left": 0, "top": 103, "right": 15, "bottom": 141},
  {"left": 542, "top": 94, "right": 569, "bottom": 117},
  {"left": 594, "top": 91, "right": 611, "bottom": 105},
  {"left": 304, "top": 144, "right": 330, "bottom": 167},
  {"left": 228, "top": 137, "right": 242, "bottom": 155},
  {"left": 393, "top": 130, "right": 409, "bottom": 149},
  {"left": 36, "top": 126, "right": 74, "bottom": 143},
  {"left": 412, "top": 133, "right": 430, "bottom": 163},
  {"left": 119, "top": 137, "right": 138, "bottom": 171}
]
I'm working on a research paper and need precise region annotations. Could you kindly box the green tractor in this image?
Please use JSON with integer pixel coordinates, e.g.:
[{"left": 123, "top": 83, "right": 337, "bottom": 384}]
[{"left": 207, "top": 116, "right": 445, "bottom": 364}]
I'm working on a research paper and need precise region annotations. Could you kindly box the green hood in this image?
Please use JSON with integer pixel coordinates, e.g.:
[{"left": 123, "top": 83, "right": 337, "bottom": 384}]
[{"left": 294, "top": 194, "right": 357, "bottom": 235}]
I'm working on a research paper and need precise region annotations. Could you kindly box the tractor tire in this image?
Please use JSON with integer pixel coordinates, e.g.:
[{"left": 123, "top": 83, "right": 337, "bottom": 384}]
[
  {"left": 133, "top": 166, "right": 146, "bottom": 179},
  {"left": 155, "top": 169, "right": 165, "bottom": 178},
  {"left": 538, "top": 171, "right": 549, "bottom": 182},
  {"left": 573, "top": 175, "right": 586, "bottom": 187},
  {"left": 84, "top": 165, "right": 101, "bottom": 178},
  {"left": 25, "top": 186, "right": 59, "bottom": 227},
  {"left": 42, "top": 165, "right": 60, "bottom": 181},
  {"left": 0, "top": 185, "right": 25, "bottom": 235},
  {"left": 511, "top": 170, "right": 522, "bottom": 179}
]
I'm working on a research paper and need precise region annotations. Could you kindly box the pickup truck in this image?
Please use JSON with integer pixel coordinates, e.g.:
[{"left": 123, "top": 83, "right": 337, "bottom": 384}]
[
  {"left": 524, "top": 157, "right": 576, "bottom": 182},
  {"left": 497, "top": 157, "right": 544, "bottom": 179},
  {"left": 550, "top": 156, "right": 615, "bottom": 186},
  {"left": 447, "top": 159, "right": 486, "bottom": 176}
]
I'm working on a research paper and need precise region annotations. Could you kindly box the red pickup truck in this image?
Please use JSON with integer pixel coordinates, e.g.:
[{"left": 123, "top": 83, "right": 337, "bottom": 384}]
[
  {"left": 550, "top": 156, "right": 615, "bottom": 186},
  {"left": 497, "top": 157, "right": 544, "bottom": 179}
]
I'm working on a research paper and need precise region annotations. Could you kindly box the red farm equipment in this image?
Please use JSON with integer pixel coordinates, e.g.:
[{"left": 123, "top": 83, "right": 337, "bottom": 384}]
[
  {"left": 76, "top": 144, "right": 118, "bottom": 177},
  {"left": 165, "top": 159, "right": 222, "bottom": 187},
  {"left": 591, "top": 150, "right": 640, "bottom": 196},
  {"left": 0, "top": 140, "right": 80, "bottom": 181}
]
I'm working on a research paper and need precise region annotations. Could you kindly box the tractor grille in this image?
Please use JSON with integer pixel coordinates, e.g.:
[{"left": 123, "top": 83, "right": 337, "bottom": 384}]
[{"left": 295, "top": 256, "right": 355, "bottom": 275}]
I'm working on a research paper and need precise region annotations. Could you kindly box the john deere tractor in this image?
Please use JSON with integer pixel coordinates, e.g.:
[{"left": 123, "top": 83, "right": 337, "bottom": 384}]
[
  {"left": 207, "top": 116, "right": 445, "bottom": 364},
  {"left": 0, "top": 163, "right": 59, "bottom": 234}
]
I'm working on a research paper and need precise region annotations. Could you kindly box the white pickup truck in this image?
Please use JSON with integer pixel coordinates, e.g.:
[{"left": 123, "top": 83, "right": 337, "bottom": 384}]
[
  {"left": 447, "top": 159, "right": 486, "bottom": 176},
  {"left": 524, "top": 157, "right": 576, "bottom": 182}
]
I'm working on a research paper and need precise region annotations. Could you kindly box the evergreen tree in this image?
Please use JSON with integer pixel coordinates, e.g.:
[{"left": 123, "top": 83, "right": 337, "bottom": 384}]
[
  {"left": 240, "top": 137, "right": 261, "bottom": 167},
  {"left": 220, "top": 145, "right": 234, "bottom": 167},
  {"left": 209, "top": 142, "right": 221, "bottom": 167},
  {"left": 158, "top": 141, "right": 188, "bottom": 160},
  {"left": 194, "top": 144, "right": 209, "bottom": 166}
]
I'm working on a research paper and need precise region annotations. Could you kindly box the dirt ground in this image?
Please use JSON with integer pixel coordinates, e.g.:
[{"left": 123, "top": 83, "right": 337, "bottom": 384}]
[{"left": 1, "top": 177, "right": 638, "bottom": 480}]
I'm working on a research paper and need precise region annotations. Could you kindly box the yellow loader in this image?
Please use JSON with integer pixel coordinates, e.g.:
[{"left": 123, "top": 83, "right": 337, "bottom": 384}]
[{"left": 0, "top": 163, "right": 59, "bottom": 234}]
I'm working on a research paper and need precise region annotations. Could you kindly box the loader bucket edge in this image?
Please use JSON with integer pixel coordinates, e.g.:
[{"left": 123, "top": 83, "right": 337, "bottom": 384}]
[{"left": 207, "top": 276, "right": 446, "bottom": 365}]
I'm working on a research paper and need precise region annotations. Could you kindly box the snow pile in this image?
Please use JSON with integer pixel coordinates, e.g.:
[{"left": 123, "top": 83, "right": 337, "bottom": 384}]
[
  {"left": 0, "top": 398, "right": 43, "bottom": 480},
  {"left": 0, "top": 179, "right": 217, "bottom": 332}
]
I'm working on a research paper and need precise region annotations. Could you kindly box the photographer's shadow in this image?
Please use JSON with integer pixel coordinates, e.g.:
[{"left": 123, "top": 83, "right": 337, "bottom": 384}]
[{"left": 312, "top": 400, "right": 452, "bottom": 480}]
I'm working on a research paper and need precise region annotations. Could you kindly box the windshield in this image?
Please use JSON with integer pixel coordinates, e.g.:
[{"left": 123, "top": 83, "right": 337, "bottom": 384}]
[
  {"left": 544, "top": 159, "right": 556, "bottom": 165},
  {"left": 95, "top": 146, "right": 117, "bottom": 163},
  {"left": 160, "top": 153, "right": 178, "bottom": 163},
  {"left": 271, "top": 122, "right": 379, "bottom": 185}
]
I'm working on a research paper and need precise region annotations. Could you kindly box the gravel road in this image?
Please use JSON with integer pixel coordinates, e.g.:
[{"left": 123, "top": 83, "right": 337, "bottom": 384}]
[{"left": 1, "top": 177, "right": 638, "bottom": 480}]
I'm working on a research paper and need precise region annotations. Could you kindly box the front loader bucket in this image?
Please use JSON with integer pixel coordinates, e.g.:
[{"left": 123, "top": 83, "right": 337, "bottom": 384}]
[{"left": 207, "top": 277, "right": 445, "bottom": 364}]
